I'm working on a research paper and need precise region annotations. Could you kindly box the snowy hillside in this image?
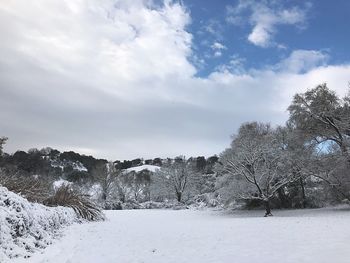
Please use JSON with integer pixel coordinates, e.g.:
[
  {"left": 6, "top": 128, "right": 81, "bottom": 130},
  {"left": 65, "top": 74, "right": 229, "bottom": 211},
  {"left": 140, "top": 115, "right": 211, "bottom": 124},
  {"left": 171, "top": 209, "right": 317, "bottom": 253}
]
[
  {"left": 51, "top": 159, "right": 88, "bottom": 172},
  {"left": 125, "top": 165, "right": 160, "bottom": 173},
  {"left": 0, "top": 187, "right": 77, "bottom": 261},
  {"left": 11, "top": 208, "right": 350, "bottom": 263}
]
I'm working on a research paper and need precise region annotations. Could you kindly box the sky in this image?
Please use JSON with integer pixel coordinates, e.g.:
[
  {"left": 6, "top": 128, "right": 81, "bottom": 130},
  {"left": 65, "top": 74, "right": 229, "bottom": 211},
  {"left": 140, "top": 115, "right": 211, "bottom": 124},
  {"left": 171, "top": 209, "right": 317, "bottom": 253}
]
[{"left": 0, "top": 0, "right": 350, "bottom": 160}]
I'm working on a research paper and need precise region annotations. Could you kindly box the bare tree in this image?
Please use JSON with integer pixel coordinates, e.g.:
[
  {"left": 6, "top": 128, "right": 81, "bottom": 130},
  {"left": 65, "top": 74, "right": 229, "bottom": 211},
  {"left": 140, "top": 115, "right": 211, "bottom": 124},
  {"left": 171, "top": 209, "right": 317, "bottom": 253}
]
[
  {"left": 130, "top": 170, "right": 151, "bottom": 201},
  {"left": 219, "top": 123, "right": 301, "bottom": 216},
  {"left": 0, "top": 136, "right": 8, "bottom": 156},
  {"left": 92, "top": 161, "right": 119, "bottom": 204},
  {"left": 307, "top": 152, "right": 350, "bottom": 201},
  {"left": 149, "top": 170, "right": 171, "bottom": 202},
  {"left": 274, "top": 125, "right": 315, "bottom": 208},
  {"left": 0, "top": 168, "right": 52, "bottom": 202},
  {"left": 118, "top": 171, "right": 150, "bottom": 202},
  {"left": 155, "top": 156, "right": 194, "bottom": 203},
  {"left": 111, "top": 171, "right": 137, "bottom": 203}
]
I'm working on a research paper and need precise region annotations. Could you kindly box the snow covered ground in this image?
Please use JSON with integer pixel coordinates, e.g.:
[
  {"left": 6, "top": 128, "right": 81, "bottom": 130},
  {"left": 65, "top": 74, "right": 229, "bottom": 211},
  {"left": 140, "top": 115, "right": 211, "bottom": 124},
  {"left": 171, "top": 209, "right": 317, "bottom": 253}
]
[
  {"left": 9, "top": 207, "right": 350, "bottom": 263},
  {"left": 125, "top": 165, "right": 160, "bottom": 173}
]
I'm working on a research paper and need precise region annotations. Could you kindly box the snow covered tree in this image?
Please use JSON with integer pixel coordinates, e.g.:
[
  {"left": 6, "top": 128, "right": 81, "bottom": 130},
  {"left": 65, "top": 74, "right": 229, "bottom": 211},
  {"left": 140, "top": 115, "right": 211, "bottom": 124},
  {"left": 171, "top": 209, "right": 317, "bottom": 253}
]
[
  {"left": 288, "top": 84, "right": 350, "bottom": 201},
  {"left": 153, "top": 156, "right": 195, "bottom": 202},
  {"left": 0, "top": 136, "right": 7, "bottom": 156},
  {"left": 273, "top": 125, "right": 315, "bottom": 208},
  {"left": 218, "top": 122, "right": 301, "bottom": 216},
  {"left": 121, "top": 170, "right": 151, "bottom": 202},
  {"left": 92, "top": 161, "right": 119, "bottom": 203},
  {"left": 288, "top": 84, "right": 350, "bottom": 161},
  {"left": 114, "top": 175, "right": 130, "bottom": 203},
  {"left": 149, "top": 170, "right": 171, "bottom": 202}
]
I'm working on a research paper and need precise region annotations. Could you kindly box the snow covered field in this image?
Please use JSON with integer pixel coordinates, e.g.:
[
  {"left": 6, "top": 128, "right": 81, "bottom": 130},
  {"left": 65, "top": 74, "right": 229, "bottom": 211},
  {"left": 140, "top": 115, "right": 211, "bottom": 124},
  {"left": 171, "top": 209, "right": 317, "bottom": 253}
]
[{"left": 11, "top": 208, "right": 350, "bottom": 263}]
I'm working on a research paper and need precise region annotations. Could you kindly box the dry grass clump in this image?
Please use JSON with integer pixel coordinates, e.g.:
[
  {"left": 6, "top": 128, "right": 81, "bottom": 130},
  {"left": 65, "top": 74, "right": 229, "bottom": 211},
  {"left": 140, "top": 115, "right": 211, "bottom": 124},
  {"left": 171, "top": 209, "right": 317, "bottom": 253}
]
[{"left": 44, "top": 185, "right": 105, "bottom": 221}]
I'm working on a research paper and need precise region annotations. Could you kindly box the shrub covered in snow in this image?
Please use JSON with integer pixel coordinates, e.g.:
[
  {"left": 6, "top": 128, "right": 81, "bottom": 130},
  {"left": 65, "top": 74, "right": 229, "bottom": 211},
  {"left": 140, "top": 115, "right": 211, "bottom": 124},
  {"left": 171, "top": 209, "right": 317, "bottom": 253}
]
[
  {"left": 121, "top": 201, "right": 143, "bottom": 210},
  {"left": 0, "top": 186, "right": 77, "bottom": 261},
  {"left": 138, "top": 201, "right": 166, "bottom": 209},
  {"left": 104, "top": 200, "right": 123, "bottom": 210},
  {"left": 137, "top": 200, "right": 189, "bottom": 210},
  {"left": 188, "top": 193, "right": 221, "bottom": 208}
]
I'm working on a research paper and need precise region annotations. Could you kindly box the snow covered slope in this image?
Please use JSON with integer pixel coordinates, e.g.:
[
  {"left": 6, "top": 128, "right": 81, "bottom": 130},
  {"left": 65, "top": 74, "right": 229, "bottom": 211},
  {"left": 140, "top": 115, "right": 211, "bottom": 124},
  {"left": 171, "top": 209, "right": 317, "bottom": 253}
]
[
  {"left": 125, "top": 165, "right": 160, "bottom": 173},
  {"left": 0, "top": 187, "right": 77, "bottom": 261},
  {"left": 11, "top": 208, "right": 350, "bottom": 263}
]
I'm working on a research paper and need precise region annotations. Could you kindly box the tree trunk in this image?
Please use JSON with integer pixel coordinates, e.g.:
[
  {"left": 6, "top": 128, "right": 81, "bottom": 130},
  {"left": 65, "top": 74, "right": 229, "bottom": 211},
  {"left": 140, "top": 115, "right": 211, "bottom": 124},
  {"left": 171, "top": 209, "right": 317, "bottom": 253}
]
[
  {"left": 299, "top": 177, "right": 306, "bottom": 208},
  {"left": 277, "top": 187, "right": 289, "bottom": 208},
  {"left": 145, "top": 190, "right": 150, "bottom": 201},
  {"left": 264, "top": 199, "right": 272, "bottom": 217},
  {"left": 176, "top": 192, "right": 182, "bottom": 202},
  {"left": 119, "top": 192, "right": 125, "bottom": 203},
  {"left": 101, "top": 192, "right": 107, "bottom": 201}
]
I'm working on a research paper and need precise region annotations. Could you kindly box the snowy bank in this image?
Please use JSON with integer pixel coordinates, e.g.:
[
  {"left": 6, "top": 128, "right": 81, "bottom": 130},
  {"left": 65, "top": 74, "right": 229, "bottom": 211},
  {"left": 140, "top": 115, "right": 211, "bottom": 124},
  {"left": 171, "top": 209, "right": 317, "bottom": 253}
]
[{"left": 0, "top": 186, "right": 77, "bottom": 261}]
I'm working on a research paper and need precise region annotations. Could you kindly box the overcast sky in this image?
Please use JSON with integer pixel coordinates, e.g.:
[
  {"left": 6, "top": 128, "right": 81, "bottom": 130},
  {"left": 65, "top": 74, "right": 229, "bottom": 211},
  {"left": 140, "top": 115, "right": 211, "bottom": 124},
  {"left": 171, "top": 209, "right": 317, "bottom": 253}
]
[{"left": 1, "top": 0, "right": 349, "bottom": 160}]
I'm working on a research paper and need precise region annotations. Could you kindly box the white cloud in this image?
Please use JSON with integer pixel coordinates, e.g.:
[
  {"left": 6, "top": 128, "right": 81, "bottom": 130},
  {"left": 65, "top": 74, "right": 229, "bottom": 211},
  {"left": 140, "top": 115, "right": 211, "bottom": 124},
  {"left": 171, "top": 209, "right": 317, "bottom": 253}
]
[
  {"left": 0, "top": 0, "right": 349, "bottom": 160},
  {"left": 0, "top": 0, "right": 194, "bottom": 91},
  {"left": 211, "top": 42, "right": 226, "bottom": 57},
  {"left": 213, "top": 51, "right": 222, "bottom": 57},
  {"left": 202, "top": 19, "right": 224, "bottom": 40},
  {"left": 226, "top": 0, "right": 309, "bottom": 47},
  {"left": 276, "top": 50, "right": 329, "bottom": 73},
  {"left": 208, "top": 53, "right": 349, "bottom": 113},
  {"left": 248, "top": 24, "right": 272, "bottom": 48},
  {"left": 215, "top": 54, "right": 246, "bottom": 74},
  {"left": 211, "top": 42, "right": 226, "bottom": 50}
]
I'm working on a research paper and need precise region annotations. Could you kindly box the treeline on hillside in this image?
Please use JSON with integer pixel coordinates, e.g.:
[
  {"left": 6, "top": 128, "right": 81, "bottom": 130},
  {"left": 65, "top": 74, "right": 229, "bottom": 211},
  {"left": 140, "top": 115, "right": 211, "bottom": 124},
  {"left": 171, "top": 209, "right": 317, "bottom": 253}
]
[
  {"left": 0, "top": 145, "right": 218, "bottom": 183},
  {"left": 0, "top": 138, "right": 219, "bottom": 209},
  {"left": 1, "top": 83, "right": 350, "bottom": 216}
]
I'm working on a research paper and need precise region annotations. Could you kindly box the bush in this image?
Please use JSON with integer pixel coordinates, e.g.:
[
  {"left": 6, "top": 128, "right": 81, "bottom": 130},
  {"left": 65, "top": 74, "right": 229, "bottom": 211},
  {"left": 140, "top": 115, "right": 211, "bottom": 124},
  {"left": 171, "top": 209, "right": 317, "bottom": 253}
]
[
  {"left": 121, "top": 200, "right": 142, "bottom": 210},
  {"left": 44, "top": 186, "right": 105, "bottom": 221},
  {"left": 139, "top": 200, "right": 189, "bottom": 210},
  {"left": 104, "top": 201, "right": 123, "bottom": 210},
  {"left": 0, "top": 172, "right": 51, "bottom": 203},
  {"left": 139, "top": 201, "right": 165, "bottom": 209},
  {"left": 0, "top": 186, "right": 76, "bottom": 260}
]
